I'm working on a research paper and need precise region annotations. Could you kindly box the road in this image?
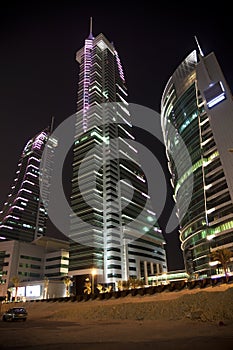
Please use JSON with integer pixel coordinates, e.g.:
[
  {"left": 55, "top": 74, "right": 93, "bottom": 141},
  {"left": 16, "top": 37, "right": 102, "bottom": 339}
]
[{"left": 1, "top": 317, "right": 233, "bottom": 350}]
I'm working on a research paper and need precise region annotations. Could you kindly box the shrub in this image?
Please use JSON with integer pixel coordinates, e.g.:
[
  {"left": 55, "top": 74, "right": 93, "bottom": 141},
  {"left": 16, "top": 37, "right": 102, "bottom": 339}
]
[
  {"left": 120, "top": 290, "right": 129, "bottom": 298},
  {"left": 145, "top": 286, "right": 156, "bottom": 295},
  {"left": 98, "top": 293, "right": 105, "bottom": 300},
  {"left": 137, "top": 288, "right": 146, "bottom": 296},
  {"left": 168, "top": 282, "right": 176, "bottom": 292},
  {"left": 187, "top": 280, "right": 197, "bottom": 289},
  {"left": 105, "top": 292, "right": 112, "bottom": 300},
  {"left": 112, "top": 291, "right": 121, "bottom": 299},
  {"left": 130, "top": 289, "right": 138, "bottom": 296},
  {"left": 77, "top": 295, "right": 83, "bottom": 302},
  {"left": 175, "top": 281, "right": 186, "bottom": 291},
  {"left": 83, "top": 294, "right": 91, "bottom": 301},
  {"left": 155, "top": 285, "right": 165, "bottom": 293}
]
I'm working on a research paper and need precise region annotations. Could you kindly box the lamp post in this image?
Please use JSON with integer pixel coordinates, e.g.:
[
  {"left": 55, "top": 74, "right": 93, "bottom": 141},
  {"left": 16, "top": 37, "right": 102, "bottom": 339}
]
[
  {"left": 91, "top": 268, "right": 96, "bottom": 294},
  {"left": 207, "top": 234, "right": 215, "bottom": 277},
  {"left": 162, "top": 273, "right": 167, "bottom": 285}
]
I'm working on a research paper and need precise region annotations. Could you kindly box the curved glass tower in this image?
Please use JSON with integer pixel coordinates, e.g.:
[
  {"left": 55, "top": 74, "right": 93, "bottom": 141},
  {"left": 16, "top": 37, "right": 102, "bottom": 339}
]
[
  {"left": 161, "top": 49, "right": 233, "bottom": 279},
  {"left": 0, "top": 125, "right": 57, "bottom": 242},
  {"left": 70, "top": 26, "right": 167, "bottom": 289}
]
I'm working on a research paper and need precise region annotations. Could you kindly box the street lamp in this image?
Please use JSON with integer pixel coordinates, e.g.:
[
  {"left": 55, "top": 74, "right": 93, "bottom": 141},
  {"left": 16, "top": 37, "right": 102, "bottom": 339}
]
[
  {"left": 207, "top": 234, "right": 215, "bottom": 277},
  {"left": 162, "top": 273, "right": 167, "bottom": 285},
  {"left": 91, "top": 268, "right": 96, "bottom": 294}
]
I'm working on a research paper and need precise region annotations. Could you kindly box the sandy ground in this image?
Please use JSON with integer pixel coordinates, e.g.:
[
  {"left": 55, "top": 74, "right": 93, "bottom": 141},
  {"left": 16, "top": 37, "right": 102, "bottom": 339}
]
[{"left": 1, "top": 283, "right": 233, "bottom": 349}]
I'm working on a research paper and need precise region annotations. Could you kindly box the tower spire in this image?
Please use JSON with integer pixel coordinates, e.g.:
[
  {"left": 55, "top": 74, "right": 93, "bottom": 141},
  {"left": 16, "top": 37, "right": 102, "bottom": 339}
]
[
  {"left": 50, "top": 116, "right": 55, "bottom": 133},
  {"left": 194, "top": 36, "right": 204, "bottom": 57},
  {"left": 88, "top": 17, "right": 93, "bottom": 39}
]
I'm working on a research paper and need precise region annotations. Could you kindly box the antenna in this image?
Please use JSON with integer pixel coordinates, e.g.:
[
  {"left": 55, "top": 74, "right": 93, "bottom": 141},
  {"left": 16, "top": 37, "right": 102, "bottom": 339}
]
[
  {"left": 88, "top": 17, "right": 93, "bottom": 39},
  {"left": 90, "top": 17, "right": 93, "bottom": 36},
  {"left": 50, "top": 116, "right": 55, "bottom": 133},
  {"left": 194, "top": 36, "right": 204, "bottom": 57}
]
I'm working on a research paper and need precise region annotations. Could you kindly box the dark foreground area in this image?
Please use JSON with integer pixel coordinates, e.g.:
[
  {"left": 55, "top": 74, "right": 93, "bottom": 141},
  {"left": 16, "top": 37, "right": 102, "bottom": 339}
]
[{"left": 0, "top": 318, "right": 233, "bottom": 350}]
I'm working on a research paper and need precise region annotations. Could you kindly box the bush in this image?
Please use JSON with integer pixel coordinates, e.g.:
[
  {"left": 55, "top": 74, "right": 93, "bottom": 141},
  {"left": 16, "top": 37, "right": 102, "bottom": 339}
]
[
  {"left": 91, "top": 293, "right": 98, "bottom": 300},
  {"left": 137, "top": 288, "right": 146, "bottom": 296},
  {"left": 145, "top": 286, "right": 156, "bottom": 295},
  {"left": 187, "top": 280, "right": 197, "bottom": 289},
  {"left": 155, "top": 285, "right": 165, "bottom": 293},
  {"left": 120, "top": 290, "right": 129, "bottom": 298},
  {"left": 76, "top": 294, "right": 83, "bottom": 302},
  {"left": 112, "top": 291, "right": 121, "bottom": 299},
  {"left": 175, "top": 281, "right": 186, "bottom": 291},
  {"left": 198, "top": 278, "right": 208, "bottom": 289},
  {"left": 168, "top": 282, "right": 176, "bottom": 292},
  {"left": 105, "top": 292, "right": 112, "bottom": 300},
  {"left": 98, "top": 293, "right": 105, "bottom": 300},
  {"left": 83, "top": 294, "right": 91, "bottom": 301},
  {"left": 70, "top": 296, "right": 78, "bottom": 302},
  {"left": 130, "top": 289, "right": 138, "bottom": 296}
]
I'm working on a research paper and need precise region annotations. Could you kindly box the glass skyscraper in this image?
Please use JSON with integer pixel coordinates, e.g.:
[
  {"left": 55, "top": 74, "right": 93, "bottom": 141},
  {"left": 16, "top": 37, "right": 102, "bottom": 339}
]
[
  {"left": 161, "top": 48, "right": 233, "bottom": 279},
  {"left": 69, "top": 26, "right": 167, "bottom": 289},
  {"left": 0, "top": 123, "right": 57, "bottom": 243}
]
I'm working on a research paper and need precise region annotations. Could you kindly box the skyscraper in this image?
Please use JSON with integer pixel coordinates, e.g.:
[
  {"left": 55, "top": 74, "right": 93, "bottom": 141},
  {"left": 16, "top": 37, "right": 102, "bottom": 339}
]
[
  {"left": 69, "top": 23, "right": 167, "bottom": 289},
  {"left": 161, "top": 46, "right": 233, "bottom": 279},
  {"left": 0, "top": 122, "right": 57, "bottom": 243}
]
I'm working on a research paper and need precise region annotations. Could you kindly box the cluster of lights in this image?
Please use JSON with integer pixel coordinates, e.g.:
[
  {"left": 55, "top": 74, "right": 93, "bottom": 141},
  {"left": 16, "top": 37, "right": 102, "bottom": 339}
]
[
  {"left": 204, "top": 81, "right": 226, "bottom": 109},
  {"left": 33, "top": 132, "right": 47, "bottom": 150},
  {"left": 114, "top": 50, "right": 125, "bottom": 82}
]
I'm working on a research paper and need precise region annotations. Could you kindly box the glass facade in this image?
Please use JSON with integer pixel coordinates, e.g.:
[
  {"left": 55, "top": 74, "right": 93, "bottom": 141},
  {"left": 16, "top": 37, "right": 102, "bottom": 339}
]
[
  {"left": 0, "top": 125, "right": 57, "bottom": 242},
  {"left": 70, "top": 31, "right": 167, "bottom": 287},
  {"left": 161, "top": 50, "right": 233, "bottom": 278}
]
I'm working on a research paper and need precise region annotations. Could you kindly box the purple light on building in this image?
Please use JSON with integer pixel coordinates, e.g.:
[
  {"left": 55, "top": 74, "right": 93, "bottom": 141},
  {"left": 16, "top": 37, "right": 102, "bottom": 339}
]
[{"left": 33, "top": 132, "right": 47, "bottom": 150}]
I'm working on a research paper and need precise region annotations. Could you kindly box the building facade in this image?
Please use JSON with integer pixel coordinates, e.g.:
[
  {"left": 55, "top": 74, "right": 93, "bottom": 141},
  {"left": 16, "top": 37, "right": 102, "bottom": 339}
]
[
  {"left": 0, "top": 236, "right": 69, "bottom": 299},
  {"left": 0, "top": 124, "right": 57, "bottom": 243},
  {"left": 161, "top": 49, "right": 233, "bottom": 278},
  {"left": 69, "top": 27, "right": 167, "bottom": 289}
]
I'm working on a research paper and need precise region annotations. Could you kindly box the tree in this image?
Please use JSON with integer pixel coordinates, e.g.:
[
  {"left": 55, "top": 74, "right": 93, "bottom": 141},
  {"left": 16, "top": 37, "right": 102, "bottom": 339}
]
[
  {"left": 210, "top": 248, "right": 233, "bottom": 282},
  {"left": 63, "top": 276, "right": 72, "bottom": 297},
  {"left": 117, "top": 278, "right": 144, "bottom": 291},
  {"left": 128, "top": 277, "right": 144, "bottom": 289},
  {"left": 97, "top": 283, "right": 104, "bottom": 293},
  {"left": 10, "top": 275, "right": 20, "bottom": 301},
  {"left": 84, "top": 278, "right": 91, "bottom": 294}
]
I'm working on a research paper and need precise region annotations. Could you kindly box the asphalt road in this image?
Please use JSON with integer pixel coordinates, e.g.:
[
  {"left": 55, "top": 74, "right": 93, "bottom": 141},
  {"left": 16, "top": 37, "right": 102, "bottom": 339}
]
[{"left": 1, "top": 318, "right": 233, "bottom": 350}]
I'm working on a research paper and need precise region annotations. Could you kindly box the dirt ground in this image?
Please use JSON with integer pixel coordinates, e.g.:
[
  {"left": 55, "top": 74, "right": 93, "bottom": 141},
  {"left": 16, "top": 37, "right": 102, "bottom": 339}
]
[{"left": 1, "top": 283, "right": 233, "bottom": 349}]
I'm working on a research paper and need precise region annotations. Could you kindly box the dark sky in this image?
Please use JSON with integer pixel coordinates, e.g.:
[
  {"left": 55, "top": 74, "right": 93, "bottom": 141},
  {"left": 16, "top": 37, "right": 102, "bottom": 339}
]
[{"left": 0, "top": 2, "right": 232, "bottom": 271}]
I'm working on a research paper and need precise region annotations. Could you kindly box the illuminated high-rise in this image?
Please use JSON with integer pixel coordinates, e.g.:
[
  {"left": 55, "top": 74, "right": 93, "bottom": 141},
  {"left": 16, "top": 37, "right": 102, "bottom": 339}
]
[
  {"left": 0, "top": 123, "right": 57, "bottom": 242},
  {"left": 161, "top": 46, "right": 233, "bottom": 278},
  {"left": 70, "top": 23, "right": 167, "bottom": 289}
]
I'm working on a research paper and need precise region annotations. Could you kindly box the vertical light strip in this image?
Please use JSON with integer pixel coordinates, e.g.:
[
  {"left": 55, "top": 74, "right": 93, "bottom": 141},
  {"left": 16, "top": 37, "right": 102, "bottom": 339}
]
[
  {"left": 83, "top": 38, "right": 93, "bottom": 132},
  {"left": 114, "top": 50, "right": 125, "bottom": 82}
]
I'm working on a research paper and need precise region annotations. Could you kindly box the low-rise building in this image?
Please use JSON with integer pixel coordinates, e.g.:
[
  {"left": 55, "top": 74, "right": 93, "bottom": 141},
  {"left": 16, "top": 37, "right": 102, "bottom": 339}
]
[{"left": 0, "top": 236, "right": 69, "bottom": 300}]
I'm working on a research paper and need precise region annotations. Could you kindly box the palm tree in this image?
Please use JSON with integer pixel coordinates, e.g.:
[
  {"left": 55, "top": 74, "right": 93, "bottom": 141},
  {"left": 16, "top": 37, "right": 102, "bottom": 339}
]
[
  {"left": 63, "top": 276, "right": 72, "bottom": 297},
  {"left": 44, "top": 277, "right": 49, "bottom": 299},
  {"left": 10, "top": 275, "right": 20, "bottom": 301},
  {"left": 84, "top": 278, "right": 91, "bottom": 294},
  {"left": 210, "top": 248, "right": 233, "bottom": 282},
  {"left": 128, "top": 277, "right": 144, "bottom": 289}
]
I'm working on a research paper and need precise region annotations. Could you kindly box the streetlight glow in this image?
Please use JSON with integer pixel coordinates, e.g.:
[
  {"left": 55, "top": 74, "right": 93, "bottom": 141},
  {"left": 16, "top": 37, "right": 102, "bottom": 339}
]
[
  {"left": 91, "top": 268, "right": 97, "bottom": 294},
  {"left": 209, "top": 260, "right": 219, "bottom": 266},
  {"left": 207, "top": 234, "right": 215, "bottom": 241}
]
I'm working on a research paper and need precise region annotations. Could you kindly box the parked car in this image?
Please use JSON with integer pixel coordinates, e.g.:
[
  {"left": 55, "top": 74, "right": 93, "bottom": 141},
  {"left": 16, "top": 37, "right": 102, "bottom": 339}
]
[{"left": 2, "top": 307, "right": 27, "bottom": 322}]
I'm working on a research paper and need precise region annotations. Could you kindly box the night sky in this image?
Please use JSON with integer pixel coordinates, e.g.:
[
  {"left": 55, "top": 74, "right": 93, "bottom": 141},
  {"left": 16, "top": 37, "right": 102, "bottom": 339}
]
[{"left": 0, "top": 2, "right": 232, "bottom": 271}]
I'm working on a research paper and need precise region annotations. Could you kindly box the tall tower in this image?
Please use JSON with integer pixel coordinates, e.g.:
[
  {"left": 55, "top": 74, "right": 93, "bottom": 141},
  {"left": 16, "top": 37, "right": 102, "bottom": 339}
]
[
  {"left": 70, "top": 22, "right": 167, "bottom": 289},
  {"left": 161, "top": 47, "right": 233, "bottom": 279},
  {"left": 0, "top": 122, "right": 57, "bottom": 243}
]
